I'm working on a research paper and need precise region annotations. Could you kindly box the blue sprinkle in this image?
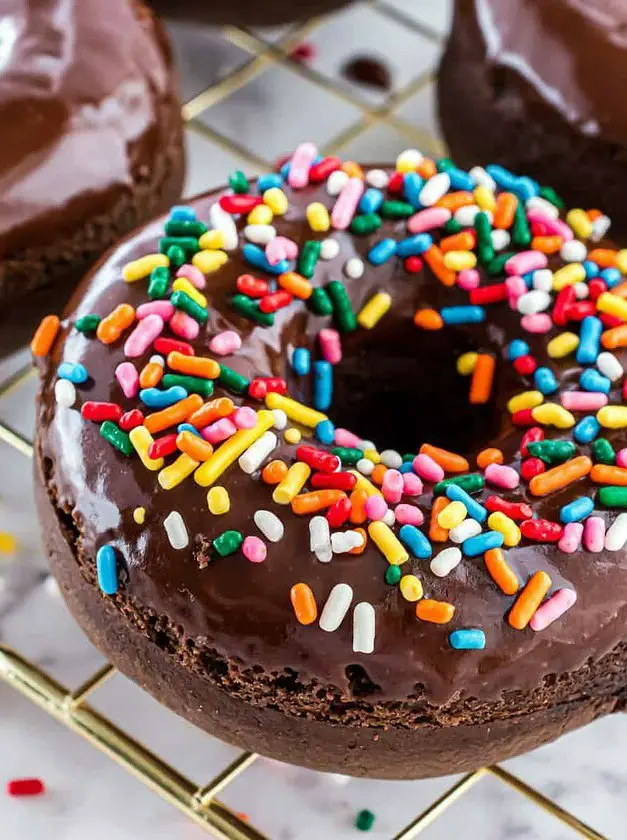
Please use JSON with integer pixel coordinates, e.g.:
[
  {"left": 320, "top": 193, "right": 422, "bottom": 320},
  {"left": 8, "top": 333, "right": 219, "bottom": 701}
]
[
  {"left": 507, "top": 339, "right": 530, "bottom": 361},
  {"left": 579, "top": 368, "right": 611, "bottom": 394},
  {"left": 534, "top": 367, "right": 559, "bottom": 395},
  {"left": 242, "top": 243, "right": 290, "bottom": 276},
  {"left": 601, "top": 267, "right": 622, "bottom": 289},
  {"left": 169, "top": 205, "right": 196, "bottom": 222},
  {"left": 313, "top": 361, "right": 333, "bottom": 411},
  {"left": 486, "top": 164, "right": 517, "bottom": 191},
  {"left": 583, "top": 260, "right": 599, "bottom": 279},
  {"left": 576, "top": 316, "right": 603, "bottom": 365},
  {"left": 57, "top": 361, "right": 89, "bottom": 384},
  {"left": 522, "top": 272, "right": 535, "bottom": 289},
  {"left": 399, "top": 524, "right": 432, "bottom": 559},
  {"left": 315, "top": 419, "right": 335, "bottom": 445},
  {"left": 462, "top": 531, "right": 504, "bottom": 557},
  {"left": 140, "top": 386, "right": 188, "bottom": 409},
  {"left": 96, "top": 545, "right": 118, "bottom": 595},
  {"left": 560, "top": 496, "right": 595, "bottom": 524},
  {"left": 292, "top": 347, "right": 311, "bottom": 376},
  {"left": 446, "top": 166, "right": 475, "bottom": 192},
  {"left": 368, "top": 238, "right": 397, "bottom": 266},
  {"left": 359, "top": 188, "right": 384, "bottom": 214},
  {"left": 449, "top": 628, "right": 486, "bottom": 650},
  {"left": 440, "top": 306, "right": 485, "bottom": 325},
  {"left": 257, "top": 173, "right": 283, "bottom": 192},
  {"left": 574, "top": 415, "right": 600, "bottom": 444},
  {"left": 280, "top": 162, "right": 291, "bottom": 179},
  {"left": 177, "top": 422, "right": 201, "bottom": 437},
  {"left": 403, "top": 172, "right": 424, "bottom": 208},
  {"left": 445, "top": 485, "right": 487, "bottom": 522},
  {"left": 312, "top": 154, "right": 323, "bottom": 165},
  {"left": 399, "top": 461, "right": 414, "bottom": 474},
  {"left": 396, "top": 234, "right": 432, "bottom": 258},
  {"left": 514, "top": 176, "right": 540, "bottom": 201}
]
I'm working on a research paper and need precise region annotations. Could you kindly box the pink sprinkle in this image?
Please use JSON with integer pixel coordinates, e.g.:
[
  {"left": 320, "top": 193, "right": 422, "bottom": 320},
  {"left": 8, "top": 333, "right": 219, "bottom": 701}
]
[
  {"left": 265, "top": 238, "right": 288, "bottom": 266},
  {"left": 136, "top": 301, "right": 174, "bottom": 321},
  {"left": 553, "top": 218, "right": 575, "bottom": 241},
  {"left": 407, "top": 207, "right": 451, "bottom": 234},
  {"left": 394, "top": 504, "right": 424, "bottom": 526},
  {"left": 617, "top": 448, "right": 627, "bottom": 469},
  {"left": 176, "top": 264, "right": 206, "bottom": 290},
  {"left": 584, "top": 516, "right": 605, "bottom": 552},
  {"left": 170, "top": 310, "right": 200, "bottom": 340},
  {"left": 288, "top": 141, "right": 318, "bottom": 189},
  {"left": 209, "top": 330, "right": 241, "bottom": 356},
  {"left": 115, "top": 361, "right": 139, "bottom": 399},
  {"left": 521, "top": 313, "right": 553, "bottom": 334},
  {"left": 527, "top": 210, "right": 573, "bottom": 240},
  {"left": 558, "top": 522, "right": 583, "bottom": 553},
  {"left": 331, "top": 178, "right": 364, "bottom": 231},
  {"left": 412, "top": 453, "right": 444, "bottom": 483},
  {"left": 402, "top": 472, "right": 423, "bottom": 496},
  {"left": 561, "top": 391, "right": 608, "bottom": 411},
  {"left": 319, "top": 328, "right": 342, "bottom": 364},
  {"left": 484, "top": 463, "right": 519, "bottom": 489},
  {"left": 457, "top": 269, "right": 480, "bottom": 290},
  {"left": 506, "top": 275, "right": 526, "bottom": 309},
  {"left": 201, "top": 417, "right": 237, "bottom": 445},
  {"left": 123, "top": 314, "right": 164, "bottom": 358},
  {"left": 530, "top": 588, "right": 577, "bottom": 632},
  {"left": 505, "top": 251, "right": 548, "bottom": 276},
  {"left": 232, "top": 406, "right": 257, "bottom": 429},
  {"left": 274, "top": 236, "right": 298, "bottom": 260},
  {"left": 242, "top": 535, "right": 267, "bottom": 563},
  {"left": 334, "top": 428, "right": 362, "bottom": 448},
  {"left": 382, "top": 469, "right": 403, "bottom": 504},
  {"left": 365, "top": 495, "right": 388, "bottom": 521}
]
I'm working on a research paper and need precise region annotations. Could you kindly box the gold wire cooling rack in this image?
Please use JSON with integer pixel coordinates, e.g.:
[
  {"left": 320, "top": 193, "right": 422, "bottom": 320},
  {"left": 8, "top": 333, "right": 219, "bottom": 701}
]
[{"left": 0, "top": 6, "right": 612, "bottom": 839}]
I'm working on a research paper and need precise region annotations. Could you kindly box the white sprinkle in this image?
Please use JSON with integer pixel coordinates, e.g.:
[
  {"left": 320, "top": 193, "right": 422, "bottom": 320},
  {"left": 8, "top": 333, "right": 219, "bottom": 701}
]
[
  {"left": 430, "top": 546, "right": 462, "bottom": 577},
  {"left": 561, "top": 240, "right": 587, "bottom": 262},
  {"left": 331, "top": 530, "right": 364, "bottom": 553},
  {"left": 271, "top": 409, "right": 288, "bottom": 430},
  {"left": 396, "top": 148, "right": 423, "bottom": 171},
  {"left": 491, "top": 229, "right": 510, "bottom": 251},
  {"left": 356, "top": 458, "right": 374, "bottom": 476},
  {"left": 382, "top": 509, "right": 396, "bottom": 527},
  {"left": 327, "top": 773, "right": 351, "bottom": 786},
  {"left": 573, "top": 282, "right": 589, "bottom": 300},
  {"left": 320, "top": 238, "right": 340, "bottom": 260},
  {"left": 365, "top": 168, "right": 389, "bottom": 189},
  {"left": 344, "top": 257, "right": 364, "bottom": 279},
  {"left": 449, "top": 519, "right": 482, "bottom": 544},
  {"left": 310, "top": 515, "right": 331, "bottom": 558},
  {"left": 244, "top": 224, "right": 276, "bottom": 245},
  {"left": 418, "top": 172, "right": 450, "bottom": 207},
  {"left": 44, "top": 575, "right": 60, "bottom": 597},
  {"left": 254, "top": 509, "right": 284, "bottom": 542},
  {"left": 590, "top": 214, "right": 611, "bottom": 242},
  {"left": 54, "top": 379, "right": 76, "bottom": 407},
  {"left": 352, "top": 601, "right": 375, "bottom": 654},
  {"left": 209, "top": 202, "right": 238, "bottom": 250},
  {"left": 319, "top": 583, "right": 353, "bottom": 631},
  {"left": 454, "top": 205, "right": 493, "bottom": 227},
  {"left": 469, "top": 165, "right": 496, "bottom": 191},
  {"left": 517, "top": 290, "right": 551, "bottom": 315},
  {"left": 526, "top": 196, "right": 560, "bottom": 219},
  {"left": 238, "top": 431, "right": 277, "bottom": 474},
  {"left": 605, "top": 513, "right": 627, "bottom": 551},
  {"left": 149, "top": 354, "right": 165, "bottom": 366},
  {"left": 164, "top": 511, "right": 188, "bottom": 550},
  {"left": 327, "top": 170, "right": 349, "bottom": 196},
  {"left": 597, "top": 351, "right": 624, "bottom": 382},
  {"left": 358, "top": 439, "right": 376, "bottom": 452},
  {"left": 380, "top": 449, "right": 403, "bottom": 469},
  {"left": 532, "top": 269, "right": 554, "bottom": 292}
]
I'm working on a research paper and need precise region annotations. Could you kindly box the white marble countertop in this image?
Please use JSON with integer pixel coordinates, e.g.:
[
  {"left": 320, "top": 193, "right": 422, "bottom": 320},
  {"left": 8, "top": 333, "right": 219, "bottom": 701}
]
[{"left": 1, "top": 3, "right": 626, "bottom": 838}]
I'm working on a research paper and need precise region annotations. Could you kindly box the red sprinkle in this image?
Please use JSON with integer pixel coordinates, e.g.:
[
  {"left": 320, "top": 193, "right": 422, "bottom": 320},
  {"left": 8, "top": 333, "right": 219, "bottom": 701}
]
[
  {"left": 310, "top": 471, "right": 357, "bottom": 491},
  {"left": 264, "top": 377, "right": 287, "bottom": 395},
  {"left": 566, "top": 300, "right": 596, "bottom": 322},
  {"left": 326, "top": 497, "right": 352, "bottom": 528},
  {"left": 148, "top": 433, "right": 178, "bottom": 460},
  {"left": 552, "top": 286, "right": 576, "bottom": 327},
  {"left": 512, "top": 409, "right": 535, "bottom": 427},
  {"left": 219, "top": 194, "right": 263, "bottom": 214},
  {"left": 520, "top": 518, "right": 563, "bottom": 542},
  {"left": 470, "top": 283, "right": 508, "bottom": 305},
  {"left": 387, "top": 171, "right": 404, "bottom": 194},
  {"left": 80, "top": 401, "right": 123, "bottom": 423},
  {"left": 119, "top": 409, "right": 145, "bottom": 431},
  {"left": 520, "top": 426, "right": 544, "bottom": 457},
  {"left": 513, "top": 354, "right": 537, "bottom": 376},
  {"left": 404, "top": 256, "right": 424, "bottom": 274},
  {"left": 296, "top": 445, "right": 340, "bottom": 474},
  {"left": 154, "top": 338, "right": 194, "bottom": 357},
  {"left": 622, "top": 380, "right": 627, "bottom": 401},
  {"left": 248, "top": 378, "right": 268, "bottom": 400},
  {"left": 259, "top": 290, "right": 293, "bottom": 313},
  {"left": 7, "top": 778, "right": 45, "bottom": 797},
  {"left": 521, "top": 457, "right": 545, "bottom": 481},
  {"left": 485, "top": 496, "right": 533, "bottom": 521},
  {"left": 289, "top": 42, "right": 317, "bottom": 63},
  {"left": 587, "top": 279, "right": 607, "bottom": 302},
  {"left": 236, "top": 274, "right": 269, "bottom": 299},
  {"left": 309, "top": 156, "right": 342, "bottom": 183},
  {"left": 599, "top": 312, "right": 624, "bottom": 329}
]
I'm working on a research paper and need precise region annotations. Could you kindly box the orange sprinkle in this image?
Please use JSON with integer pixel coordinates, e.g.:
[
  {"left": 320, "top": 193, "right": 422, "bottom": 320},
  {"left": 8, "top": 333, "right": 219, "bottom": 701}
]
[
  {"left": 531, "top": 235, "right": 563, "bottom": 254},
  {"left": 587, "top": 248, "right": 617, "bottom": 268},
  {"left": 291, "top": 489, "right": 346, "bottom": 515},
  {"left": 96, "top": 304, "right": 135, "bottom": 345},
  {"left": 262, "top": 459, "right": 288, "bottom": 485},
  {"left": 176, "top": 431, "right": 214, "bottom": 461},
  {"left": 417, "top": 157, "right": 437, "bottom": 179},
  {"left": 587, "top": 209, "right": 603, "bottom": 221},
  {"left": 348, "top": 528, "right": 367, "bottom": 555},
  {"left": 188, "top": 397, "right": 234, "bottom": 429},
  {"left": 590, "top": 464, "right": 627, "bottom": 486},
  {"left": 414, "top": 308, "right": 443, "bottom": 330},
  {"left": 484, "top": 548, "right": 519, "bottom": 596},
  {"left": 420, "top": 443, "right": 469, "bottom": 474},
  {"left": 429, "top": 496, "right": 449, "bottom": 543},
  {"left": 529, "top": 456, "right": 592, "bottom": 497},
  {"left": 424, "top": 244, "right": 456, "bottom": 287},
  {"left": 167, "top": 351, "right": 220, "bottom": 379},
  {"left": 278, "top": 271, "right": 313, "bottom": 300},
  {"left": 341, "top": 160, "right": 364, "bottom": 179},
  {"left": 30, "top": 315, "right": 60, "bottom": 357},
  {"left": 601, "top": 324, "right": 627, "bottom": 349},
  {"left": 416, "top": 599, "right": 455, "bottom": 624},
  {"left": 349, "top": 489, "right": 368, "bottom": 524},
  {"left": 508, "top": 571, "right": 551, "bottom": 630},
  {"left": 477, "top": 447, "right": 504, "bottom": 469},
  {"left": 144, "top": 394, "right": 203, "bottom": 434},
  {"left": 493, "top": 192, "right": 517, "bottom": 229},
  {"left": 439, "top": 231, "right": 476, "bottom": 253},
  {"left": 290, "top": 583, "right": 318, "bottom": 625},
  {"left": 370, "top": 464, "right": 388, "bottom": 486},
  {"left": 610, "top": 281, "right": 627, "bottom": 300},
  {"left": 436, "top": 191, "right": 474, "bottom": 212},
  {"left": 139, "top": 361, "right": 163, "bottom": 389},
  {"left": 469, "top": 354, "right": 495, "bottom": 404}
]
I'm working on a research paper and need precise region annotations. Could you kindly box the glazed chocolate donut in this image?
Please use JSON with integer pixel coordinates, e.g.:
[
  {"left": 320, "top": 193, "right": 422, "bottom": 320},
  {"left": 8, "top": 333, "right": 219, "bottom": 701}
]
[
  {"left": 33, "top": 144, "right": 627, "bottom": 779},
  {"left": 438, "top": 0, "right": 627, "bottom": 238},
  {"left": 150, "top": 0, "right": 352, "bottom": 26},
  {"left": 0, "top": 0, "right": 184, "bottom": 355}
]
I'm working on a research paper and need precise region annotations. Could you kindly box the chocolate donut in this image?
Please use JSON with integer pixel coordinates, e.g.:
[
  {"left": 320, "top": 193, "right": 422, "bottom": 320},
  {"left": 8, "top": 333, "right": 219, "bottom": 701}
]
[
  {"left": 438, "top": 0, "right": 627, "bottom": 237},
  {"left": 0, "top": 0, "right": 184, "bottom": 355},
  {"left": 33, "top": 145, "right": 627, "bottom": 779}
]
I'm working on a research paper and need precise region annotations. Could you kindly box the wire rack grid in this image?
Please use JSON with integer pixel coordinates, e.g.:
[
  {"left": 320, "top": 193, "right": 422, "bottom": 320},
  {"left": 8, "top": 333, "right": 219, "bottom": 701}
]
[{"left": 0, "top": 5, "right": 613, "bottom": 839}]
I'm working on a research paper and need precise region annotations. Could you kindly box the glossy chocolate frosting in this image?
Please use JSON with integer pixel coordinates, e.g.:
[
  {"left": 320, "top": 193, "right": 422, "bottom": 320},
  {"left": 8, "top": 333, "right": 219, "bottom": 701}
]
[
  {"left": 36, "top": 172, "right": 627, "bottom": 709},
  {"left": 471, "top": 0, "right": 627, "bottom": 143},
  {"left": 0, "top": 0, "right": 171, "bottom": 257}
]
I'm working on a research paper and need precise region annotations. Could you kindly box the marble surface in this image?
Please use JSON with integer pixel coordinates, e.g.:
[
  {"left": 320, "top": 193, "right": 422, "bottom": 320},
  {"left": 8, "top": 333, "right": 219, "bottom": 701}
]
[{"left": 0, "top": 2, "right": 626, "bottom": 838}]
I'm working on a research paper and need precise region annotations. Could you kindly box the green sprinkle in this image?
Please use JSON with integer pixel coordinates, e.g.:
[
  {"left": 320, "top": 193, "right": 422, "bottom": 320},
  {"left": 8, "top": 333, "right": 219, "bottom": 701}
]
[
  {"left": 165, "top": 244, "right": 186, "bottom": 267},
  {"left": 527, "top": 440, "right": 576, "bottom": 465},
  {"left": 487, "top": 252, "right": 514, "bottom": 277},
  {"left": 231, "top": 294, "right": 275, "bottom": 326},
  {"left": 474, "top": 211, "right": 494, "bottom": 265},
  {"left": 539, "top": 185, "right": 565, "bottom": 210},
  {"left": 592, "top": 438, "right": 615, "bottom": 465},
  {"left": 436, "top": 158, "right": 454, "bottom": 172},
  {"left": 434, "top": 474, "right": 484, "bottom": 495},
  {"left": 598, "top": 486, "right": 627, "bottom": 507},
  {"left": 148, "top": 266, "right": 170, "bottom": 300},
  {"left": 326, "top": 280, "right": 357, "bottom": 332},
  {"left": 159, "top": 236, "right": 199, "bottom": 257},
  {"left": 170, "top": 290, "right": 208, "bottom": 324},
  {"left": 444, "top": 218, "right": 462, "bottom": 235},
  {"left": 164, "top": 220, "right": 207, "bottom": 238},
  {"left": 100, "top": 421, "right": 132, "bottom": 456},
  {"left": 218, "top": 364, "right": 250, "bottom": 394},
  {"left": 298, "top": 240, "right": 321, "bottom": 279},
  {"left": 402, "top": 453, "right": 415, "bottom": 462},
  {"left": 385, "top": 565, "right": 402, "bottom": 585},
  {"left": 331, "top": 446, "right": 362, "bottom": 466},
  {"left": 380, "top": 200, "right": 414, "bottom": 219},
  {"left": 75, "top": 314, "right": 101, "bottom": 334},
  {"left": 213, "top": 530, "right": 243, "bottom": 557},
  {"left": 350, "top": 213, "right": 382, "bottom": 236},
  {"left": 355, "top": 809, "right": 376, "bottom": 832},
  {"left": 308, "top": 287, "right": 334, "bottom": 316},
  {"left": 512, "top": 201, "right": 532, "bottom": 247},
  {"left": 161, "top": 374, "right": 214, "bottom": 397},
  {"left": 228, "top": 170, "right": 249, "bottom": 193}
]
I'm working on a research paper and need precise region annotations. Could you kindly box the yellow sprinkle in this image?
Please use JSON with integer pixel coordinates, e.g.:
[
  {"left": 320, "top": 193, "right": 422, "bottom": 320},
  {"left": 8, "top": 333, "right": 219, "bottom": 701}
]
[
  {"left": 172, "top": 278, "right": 208, "bottom": 308},
  {"left": 133, "top": 507, "right": 146, "bottom": 525},
  {"left": 597, "top": 406, "right": 627, "bottom": 429},
  {"left": 357, "top": 292, "right": 392, "bottom": 329},
  {"left": 368, "top": 521, "right": 409, "bottom": 565},
  {"left": 597, "top": 292, "right": 627, "bottom": 322},
  {"left": 474, "top": 185, "right": 496, "bottom": 212},
  {"left": 198, "top": 229, "right": 225, "bottom": 250},
  {"left": 616, "top": 249, "right": 627, "bottom": 275},
  {"left": 273, "top": 462, "right": 311, "bottom": 505},
  {"left": 552, "top": 263, "right": 586, "bottom": 291},
  {"left": 265, "top": 392, "right": 327, "bottom": 428},
  {"left": 507, "top": 390, "right": 544, "bottom": 414},
  {"left": 362, "top": 448, "right": 380, "bottom": 464},
  {"left": 284, "top": 427, "right": 302, "bottom": 444},
  {"left": 263, "top": 187, "right": 289, "bottom": 215},
  {"left": 547, "top": 332, "right": 579, "bottom": 359},
  {"left": 306, "top": 202, "right": 330, "bottom": 232},
  {"left": 129, "top": 426, "right": 164, "bottom": 471},
  {"left": 437, "top": 500, "right": 467, "bottom": 529},
  {"left": 566, "top": 209, "right": 592, "bottom": 240},
  {"left": 395, "top": 149, "right": 421, "bottom": 173},
  {"left": 207, "top": 486, "right": 230, "bottom": 515},
  {"left": 248, "top": 204, "right": 273, "bottom": 225},
  {"left": 457, "top": 352, "right": 478, "bottom": 375},
  {"left": 400, "top": 574, "right": 424, "bottom": 602},
  {"left": 192, "top": 250, "right": 228, "bottom": 275},
  {"left": 195, "top": 410, "right": 275, "bottom": 487},
  {"left": 349, "top": 470, "right": 383, "bottom": 497},
  {"left": 443, "top": 250, "right": 477, "bottom": 271},
  {"left": 158, "top": 453, "right": 199, "bottom": 490},
  {"left": 122, "top": 254, "right": 169, "bottom": 283},
  {"left": 532, "top": 403, "right": 575, "bottom": 429},
  {"left": 487, "top": 512, "right": 521, "bottom": 547},
  {"left": 0, "top": 532, "right": 17, "bottom": 554}
]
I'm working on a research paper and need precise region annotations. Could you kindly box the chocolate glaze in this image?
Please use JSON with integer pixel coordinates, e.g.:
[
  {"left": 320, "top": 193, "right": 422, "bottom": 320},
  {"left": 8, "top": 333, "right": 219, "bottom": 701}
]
[
  {"left": 0, "top": 0, "right": 172, "bottom": 257},
  {"left": 36, "top": 171, "right": 627, "bottom": 709},
  {"left": 472, "top": 0, "right": 627, "bottom": 143}
]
